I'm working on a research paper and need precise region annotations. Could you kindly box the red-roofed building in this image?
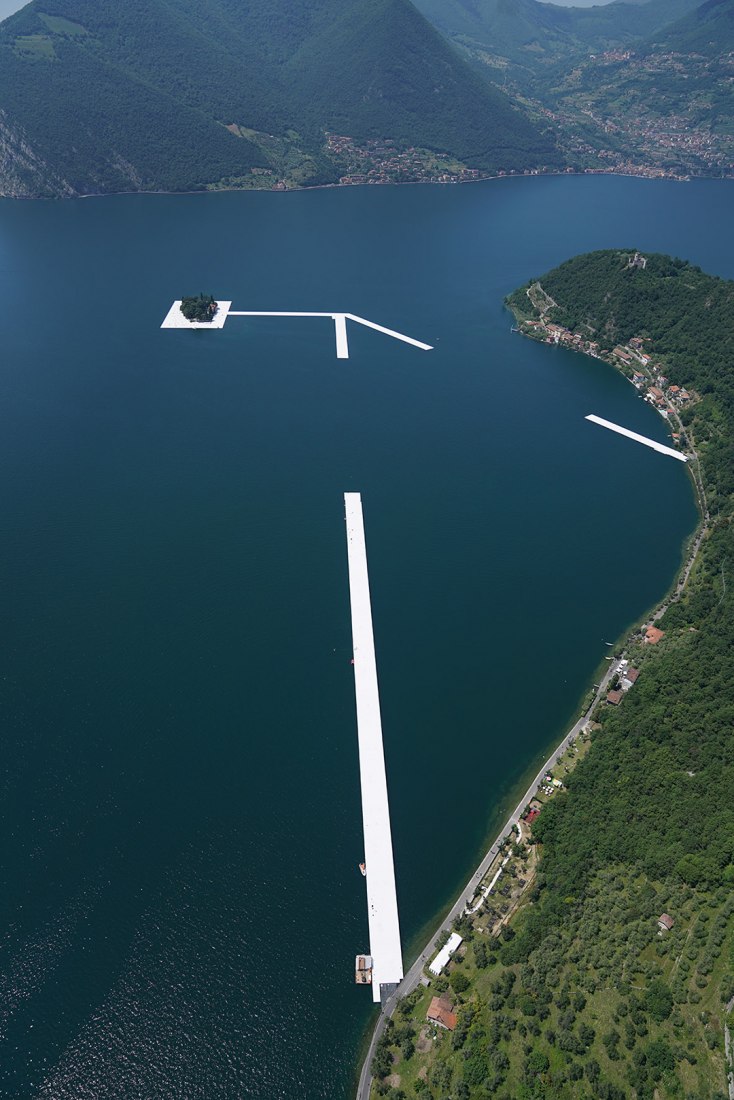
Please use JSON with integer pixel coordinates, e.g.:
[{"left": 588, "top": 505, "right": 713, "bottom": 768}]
[
  {"left": 607, "top": 690, "right": 623, "bottom": 706},
  {"left": 645, "top": 626, "right": 665, "bottom": 645},
  {"left": 427, "top": 996, "right": 458, "bottom": 1031}
]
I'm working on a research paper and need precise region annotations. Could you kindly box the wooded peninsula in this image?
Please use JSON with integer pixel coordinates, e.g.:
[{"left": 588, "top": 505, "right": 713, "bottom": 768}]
[{"left": 368, "top": 251, "right": 734, "bottom": 1100}]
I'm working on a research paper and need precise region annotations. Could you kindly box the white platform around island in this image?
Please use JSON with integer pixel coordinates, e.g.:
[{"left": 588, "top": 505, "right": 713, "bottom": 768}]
[{"left": 160, "top": 301, "right": 232, "bottom": 329}]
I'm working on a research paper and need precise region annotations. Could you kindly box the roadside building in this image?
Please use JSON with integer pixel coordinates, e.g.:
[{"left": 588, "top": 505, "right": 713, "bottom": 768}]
[
  {"left": 607, "top": 689, "right": 623, "bottom": 706},
  {"left": 648, "top": 386, "right": 666, "bottom": 406},
  {"left": 621, "top": 667, "right": 640, "bottom": 690},
  {"left": 658, "top": 913, "right": 675, "bottom": 933},
  {"left": 427, "top": 996, "right": 458, "bottom": 1031},
  {"left": 429, "top": 933, "right": 462, "bottom": 976},
  {"left": 645, "top": 626, "right": 665, "bottom": 645}
]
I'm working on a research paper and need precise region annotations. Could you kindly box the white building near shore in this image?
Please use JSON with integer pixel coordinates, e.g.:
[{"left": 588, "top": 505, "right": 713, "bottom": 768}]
[{"left": 429, "top": 933, "right": 463, "bottom": 976}]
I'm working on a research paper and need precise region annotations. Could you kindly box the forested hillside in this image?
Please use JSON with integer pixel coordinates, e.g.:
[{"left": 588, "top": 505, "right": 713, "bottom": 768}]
[
  {"left": 373, "top": 254, "right": 734, "bottom": 1098},
  {"left": 0, "top": 0, "right": 560, "bottom": 197}
]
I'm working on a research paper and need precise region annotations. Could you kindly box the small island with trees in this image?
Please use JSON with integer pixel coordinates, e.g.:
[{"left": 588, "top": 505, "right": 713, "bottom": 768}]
[{"left": 180, "top": 293, "right": 217, "bottom": 323}]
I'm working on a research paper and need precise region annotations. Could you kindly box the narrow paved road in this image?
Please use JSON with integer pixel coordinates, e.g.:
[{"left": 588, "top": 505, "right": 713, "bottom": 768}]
[{"left": 355, "top": 656, "right": 621, "bottom": 1100}]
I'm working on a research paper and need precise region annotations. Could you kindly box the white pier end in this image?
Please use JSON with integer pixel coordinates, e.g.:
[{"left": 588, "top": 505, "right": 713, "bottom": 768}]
[
  {"left": 344, "top": 492, "right": 404, "bottom": 1003},
  {"left": 334, "top": 314, "right": 349, "bottom": 359},
  {"left": 586, "top": 414, "right": 688, "bottom": 462}
]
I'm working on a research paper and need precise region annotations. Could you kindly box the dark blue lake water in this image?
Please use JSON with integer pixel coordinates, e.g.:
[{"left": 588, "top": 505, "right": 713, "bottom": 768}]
[{"left": 0, "top": 174, "right": 728, "bottom": 1097}]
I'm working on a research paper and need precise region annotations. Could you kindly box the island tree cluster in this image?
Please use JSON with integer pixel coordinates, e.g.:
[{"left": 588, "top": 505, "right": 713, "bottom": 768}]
[{"left": 180, "top": 294, "right": 217, "bottom": 323}]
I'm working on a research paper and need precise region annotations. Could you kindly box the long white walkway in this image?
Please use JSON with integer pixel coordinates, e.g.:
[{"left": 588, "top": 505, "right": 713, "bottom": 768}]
[
  {"left": 586, "top": 414, "right": 688, "bottom": 462},
  {"left": 344, "top": 493, "right": 403, "bottom": 1002}
]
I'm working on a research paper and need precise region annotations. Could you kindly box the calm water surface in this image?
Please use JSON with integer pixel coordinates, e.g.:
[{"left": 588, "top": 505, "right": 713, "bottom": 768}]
[{"left": 0, "top": 175, "right": 728, "bottom": 1097}]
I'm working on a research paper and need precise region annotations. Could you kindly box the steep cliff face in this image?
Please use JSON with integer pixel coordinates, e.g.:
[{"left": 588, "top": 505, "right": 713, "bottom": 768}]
[{"left": 0, "top": 110, "right": 76, "bottom": 198}]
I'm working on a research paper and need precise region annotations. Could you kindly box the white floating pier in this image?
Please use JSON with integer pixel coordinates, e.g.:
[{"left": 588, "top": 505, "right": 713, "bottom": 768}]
[
  {"left": 162, "top": 303, "right": 432, "bottom": 360},
  {"left": 334, "top": 313, "right": 349, "bottom": 359},
  {"left": 344, "top": 313, "right": 433, "bottom": 352},
  {"left": 586, "top": 414, "right": 688, "bottom": 463},
  {"left": 344, "top": 492, "right": 403, "bottom": 1003}
]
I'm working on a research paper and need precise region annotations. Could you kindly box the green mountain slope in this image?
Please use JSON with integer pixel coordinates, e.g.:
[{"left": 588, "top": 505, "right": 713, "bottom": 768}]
[
  {"left": 0, "top": 0, "right": 561, "bottom": 197},
  {"left": 411, "top": 0, "right": 702, "bottom": 84},
  {"left": 644, "top": 0, "right": 734, "bottom": 55}
]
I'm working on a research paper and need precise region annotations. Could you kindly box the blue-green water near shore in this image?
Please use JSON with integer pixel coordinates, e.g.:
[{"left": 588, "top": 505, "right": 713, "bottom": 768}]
[{"left": 0, "top": 175, "right": 729, "bottom": 1097}]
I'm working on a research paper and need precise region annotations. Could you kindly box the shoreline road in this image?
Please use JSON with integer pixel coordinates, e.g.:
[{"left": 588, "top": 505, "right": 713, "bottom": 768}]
[{"left": 355, "top": 657, "right": 622, "bottom": 1100}]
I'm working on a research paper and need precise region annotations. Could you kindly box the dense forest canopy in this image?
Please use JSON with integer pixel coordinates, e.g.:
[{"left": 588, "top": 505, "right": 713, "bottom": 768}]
[{"left": 180, "top": 294, "right": 217, "bottom": 322}]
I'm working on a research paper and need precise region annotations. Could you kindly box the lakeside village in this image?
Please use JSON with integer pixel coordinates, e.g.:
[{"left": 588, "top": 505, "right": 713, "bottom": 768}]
[
  {"left": 515, "top": 268, "right": 696, "bottom": 453},
  {"left": 326, "top": 134, "right": 483, "bottom": 186},
  {"left": 325, "top": 133, "right": 693, "bottom": 187}
]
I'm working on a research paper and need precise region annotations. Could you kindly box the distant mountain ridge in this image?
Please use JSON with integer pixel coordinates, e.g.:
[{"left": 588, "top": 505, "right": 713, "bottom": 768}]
[
  {"left": 0, "top": 0, "right": 560, "bottom": 197},
  {"left": 410, "top": 0, "right": 703, "bottom": 83},
  {"left": 642, "top": 0, "right": 734, "bottom": 56}
]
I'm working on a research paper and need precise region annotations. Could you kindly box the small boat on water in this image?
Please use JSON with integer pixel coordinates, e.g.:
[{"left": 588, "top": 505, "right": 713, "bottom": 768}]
[{"left": 359, "top": 862, "right": 366, "bottom": 877}]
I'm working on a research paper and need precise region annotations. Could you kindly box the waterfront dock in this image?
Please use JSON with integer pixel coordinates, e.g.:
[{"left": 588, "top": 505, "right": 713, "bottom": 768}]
[{"left": 344, "top": 492, "right": 404, "bottom": 1004}]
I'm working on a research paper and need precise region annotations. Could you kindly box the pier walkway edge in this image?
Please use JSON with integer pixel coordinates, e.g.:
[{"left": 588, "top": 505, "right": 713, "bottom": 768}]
[{"left": 345, "top": 492, "right": 404, "bottom": 1004}]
